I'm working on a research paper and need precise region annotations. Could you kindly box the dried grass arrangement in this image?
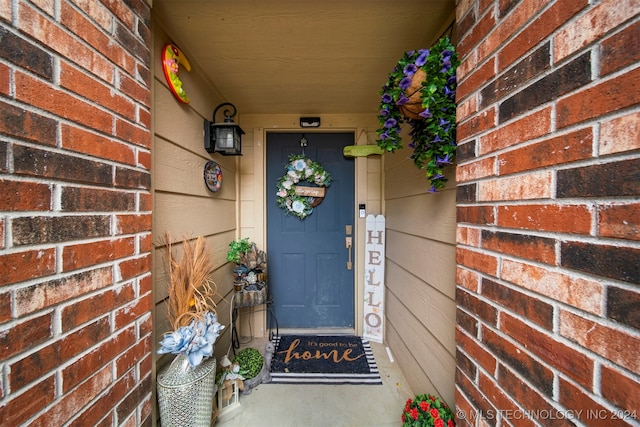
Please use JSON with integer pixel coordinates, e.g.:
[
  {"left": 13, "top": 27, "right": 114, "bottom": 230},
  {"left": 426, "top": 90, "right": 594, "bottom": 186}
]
[
  {"left": 157, "top": 234, "right": 225, "bottom": 368},
  {"left": 162, "top": 234, "right": 218, "bottom": 329}
]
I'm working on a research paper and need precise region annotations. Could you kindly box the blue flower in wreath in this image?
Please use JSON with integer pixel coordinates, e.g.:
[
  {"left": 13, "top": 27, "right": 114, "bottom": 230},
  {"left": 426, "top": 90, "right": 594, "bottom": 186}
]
[
  {"left": 292, "top": 200, "right": 305, "bottom": 213},
  {"left": 292, "top": 158, "right": 306, "bottom": 171}
]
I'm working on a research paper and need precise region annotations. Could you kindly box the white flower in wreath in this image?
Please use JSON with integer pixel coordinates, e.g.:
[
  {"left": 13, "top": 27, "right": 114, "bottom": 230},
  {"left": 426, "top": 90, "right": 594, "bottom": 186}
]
[{"left": 282, "top": 179, "right": 293, "bottom": 190}]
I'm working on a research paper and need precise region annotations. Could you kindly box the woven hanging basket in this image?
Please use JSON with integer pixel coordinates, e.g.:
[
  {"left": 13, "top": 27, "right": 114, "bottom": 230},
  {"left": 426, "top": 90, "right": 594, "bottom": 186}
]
[{"left": 398, "top": 68, "right": 427, "bottom": 120}]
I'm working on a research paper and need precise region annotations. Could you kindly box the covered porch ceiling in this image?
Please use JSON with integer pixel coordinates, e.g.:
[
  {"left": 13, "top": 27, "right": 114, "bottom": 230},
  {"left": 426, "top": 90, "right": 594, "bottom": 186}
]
[{"left": 152, "top": 0, "right": 455, "bottom": 116}]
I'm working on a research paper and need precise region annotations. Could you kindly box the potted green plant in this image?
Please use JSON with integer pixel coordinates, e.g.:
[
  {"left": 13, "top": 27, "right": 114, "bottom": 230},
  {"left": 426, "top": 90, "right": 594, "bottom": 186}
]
[
  {"left": 376, "top": 36, "right": 460, "bottom": 192},
  {"left": 232, "top": 345, "right": 274, "bottom": 394},
  {"left": 227, "top": 237, "right": 253, "bottom": 265},
  {"left": 227, "top": 238, "right": 267, "bottom": 272}
]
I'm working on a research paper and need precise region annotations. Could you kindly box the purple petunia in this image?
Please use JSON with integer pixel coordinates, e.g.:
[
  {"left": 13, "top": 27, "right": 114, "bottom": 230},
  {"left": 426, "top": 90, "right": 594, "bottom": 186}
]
[
  {"left": 415, "top": 49, "right": 429, "bottom": 67},
  {"left": 399, "top": 76, "right": 413, "bottom": 90},
  {"left": 444, "top": 86, "right": 455, "bottom": 98},
  {"left": 384, "top": 118, "right": 398, "bottom": 129},
  {"left": 419, "top": 109, "right": 432, "bottom": 119},
  {"left": 403, "top": 63, "right": 418, "bottom": 76},
  {"left": 439, "top": 118, "right": 451, "bottom": 132},
  {"left": 381, "top": 93, "right": 393, "bottom": 104},
  {"left": 436, "top": 153, "right": 452, "bottom": 165},
  {"left": 396, "top": 94, "right": 409, "bottom": 105}
]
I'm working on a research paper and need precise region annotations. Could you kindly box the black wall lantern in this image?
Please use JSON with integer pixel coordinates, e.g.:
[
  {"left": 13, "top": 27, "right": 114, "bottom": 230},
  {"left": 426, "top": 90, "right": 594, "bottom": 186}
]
[{"left": 204, "top": 102, "right": 244, "bottom": 155}]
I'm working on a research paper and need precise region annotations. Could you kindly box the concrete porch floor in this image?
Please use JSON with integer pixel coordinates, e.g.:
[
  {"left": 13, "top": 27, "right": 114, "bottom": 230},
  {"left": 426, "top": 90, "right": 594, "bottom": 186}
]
[{"left": 216, "top": 336, "right": 414, "bottom": 427}]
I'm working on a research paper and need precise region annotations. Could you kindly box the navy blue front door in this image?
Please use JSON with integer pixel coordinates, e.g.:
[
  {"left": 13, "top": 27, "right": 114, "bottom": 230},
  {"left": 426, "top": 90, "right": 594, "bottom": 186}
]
[{"left": 267, "top": 133, "right": 355, "bottom": 328}]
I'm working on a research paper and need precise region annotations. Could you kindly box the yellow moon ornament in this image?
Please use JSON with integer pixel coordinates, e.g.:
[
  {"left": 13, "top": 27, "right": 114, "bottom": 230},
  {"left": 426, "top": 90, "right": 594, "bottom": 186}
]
[{"left": 162, "top": 43, "right": 192, "bottom": 104}]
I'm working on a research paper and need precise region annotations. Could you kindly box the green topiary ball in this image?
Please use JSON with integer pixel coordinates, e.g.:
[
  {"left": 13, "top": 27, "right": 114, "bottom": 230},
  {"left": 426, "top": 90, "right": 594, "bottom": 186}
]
[{"left": 232, "top": 348, "right": 264, "bottom": 379}]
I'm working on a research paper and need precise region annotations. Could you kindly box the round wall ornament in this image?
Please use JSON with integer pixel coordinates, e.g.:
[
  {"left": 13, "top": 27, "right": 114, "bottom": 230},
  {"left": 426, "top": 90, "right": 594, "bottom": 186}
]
[
  {"left": 204, "top": 160, "right": 222, "bottom": 192},
  {"left": 276, "top": 154, "right": 332, "bottom": 219}
]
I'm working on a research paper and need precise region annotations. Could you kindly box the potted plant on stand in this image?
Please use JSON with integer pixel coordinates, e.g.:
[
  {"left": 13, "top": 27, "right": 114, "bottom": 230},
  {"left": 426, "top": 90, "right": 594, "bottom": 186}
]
[
  {"left": 156, "top": 235, "right": 225, "bottom": 427},
  {"left": 227, "top": 238, "right": 268, "bottom": 307}
]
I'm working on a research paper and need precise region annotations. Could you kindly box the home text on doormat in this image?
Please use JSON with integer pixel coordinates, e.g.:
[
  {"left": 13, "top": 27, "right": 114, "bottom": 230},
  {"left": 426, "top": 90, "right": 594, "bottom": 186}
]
[{"left": 270, "top": 335, "right": 382, "bottom": 385}]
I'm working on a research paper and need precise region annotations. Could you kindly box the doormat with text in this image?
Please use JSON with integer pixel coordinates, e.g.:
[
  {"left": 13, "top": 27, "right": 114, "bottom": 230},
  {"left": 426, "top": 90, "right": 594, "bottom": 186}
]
[{"left": 269, "top": 335, "right": 382, "bottom": 385}]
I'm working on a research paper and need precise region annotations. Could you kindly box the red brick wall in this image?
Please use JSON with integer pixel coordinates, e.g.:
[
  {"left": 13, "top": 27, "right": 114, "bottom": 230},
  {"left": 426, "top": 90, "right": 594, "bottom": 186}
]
[
  {"left": 0, "top": 1, "right": 152, "bottom": 425},
  {"left": 455, "top": 0, "right": 639, "bottom": 425}
]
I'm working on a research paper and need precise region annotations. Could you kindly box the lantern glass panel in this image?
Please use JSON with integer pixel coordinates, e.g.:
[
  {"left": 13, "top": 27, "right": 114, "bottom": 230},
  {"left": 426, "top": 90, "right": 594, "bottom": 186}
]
[{"left": 216, "top": 128, "right": 235, "bottom": 149}]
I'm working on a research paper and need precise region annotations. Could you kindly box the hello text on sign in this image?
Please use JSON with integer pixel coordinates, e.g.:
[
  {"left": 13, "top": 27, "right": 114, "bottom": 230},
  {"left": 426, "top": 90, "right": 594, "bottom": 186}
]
[{"left": 364, "top": 215, "right": 385, "bottom": 343}]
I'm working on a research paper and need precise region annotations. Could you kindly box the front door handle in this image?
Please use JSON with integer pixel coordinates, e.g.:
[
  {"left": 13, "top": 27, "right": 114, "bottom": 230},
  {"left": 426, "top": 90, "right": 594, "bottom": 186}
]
[{"left": 345, "top": 237, "right": 353, "bottom": 270}]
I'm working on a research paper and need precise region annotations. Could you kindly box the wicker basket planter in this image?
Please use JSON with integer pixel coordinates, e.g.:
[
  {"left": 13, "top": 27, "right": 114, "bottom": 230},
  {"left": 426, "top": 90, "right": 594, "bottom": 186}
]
[{"left": 398, "top": 68, "right": 427, "bottom": 120}]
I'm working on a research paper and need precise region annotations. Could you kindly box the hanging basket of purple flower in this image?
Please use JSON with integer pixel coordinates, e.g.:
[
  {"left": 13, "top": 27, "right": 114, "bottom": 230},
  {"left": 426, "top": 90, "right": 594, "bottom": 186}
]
[{"left": 376, "top": 36, "right": 460, "bottom": 192}]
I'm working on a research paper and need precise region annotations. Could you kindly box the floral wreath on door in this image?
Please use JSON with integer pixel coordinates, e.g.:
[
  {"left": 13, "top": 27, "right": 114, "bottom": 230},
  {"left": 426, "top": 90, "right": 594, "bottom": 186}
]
[{"left": 276, "top": 154, "right": 332, "bottom": 219}]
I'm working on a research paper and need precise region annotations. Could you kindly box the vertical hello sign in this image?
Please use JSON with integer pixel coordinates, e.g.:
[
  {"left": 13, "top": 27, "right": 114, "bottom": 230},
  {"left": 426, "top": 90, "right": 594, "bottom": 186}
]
[{"left": 363, "top": 214, "right": 385, "bottom": 343}]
